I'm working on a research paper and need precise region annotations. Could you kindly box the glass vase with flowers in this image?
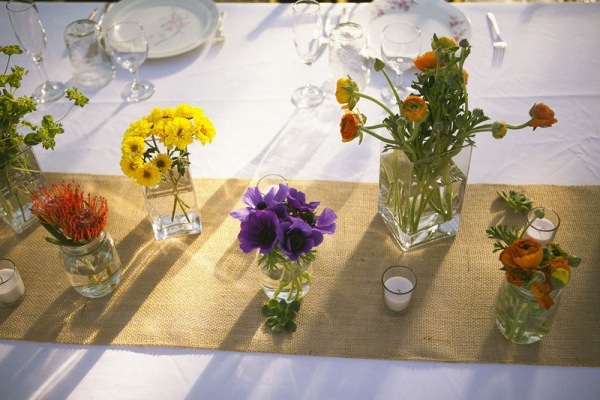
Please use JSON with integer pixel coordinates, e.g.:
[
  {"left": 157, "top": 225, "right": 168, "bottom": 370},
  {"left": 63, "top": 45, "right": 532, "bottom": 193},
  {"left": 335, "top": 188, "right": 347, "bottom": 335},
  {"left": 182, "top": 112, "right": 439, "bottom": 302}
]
[
  {"left": 31, "top": 181, "right": 122, "bottom": 298},
  {"left": 335, "top": 35, "right": 558, "bottom": 251},
  {"left": 119, "top": 104, "right": 216, "bottom": 240},
  {"left": 1, "top": 45, "right": 87, "bottom": 233},
  {"left": 487, "top": 208, "right": 581, "bottom": 344},
  {"left": 231, "top": 183, "right": 337, "bottom": 333}
]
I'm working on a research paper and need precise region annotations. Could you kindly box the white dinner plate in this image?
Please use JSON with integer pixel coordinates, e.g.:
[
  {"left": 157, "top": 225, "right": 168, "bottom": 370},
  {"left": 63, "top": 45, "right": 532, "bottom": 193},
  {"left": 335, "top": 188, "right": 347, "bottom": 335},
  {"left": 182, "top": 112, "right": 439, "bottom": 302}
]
[
  {"left": 102, "top": 0, "right": 219, "bottom": 59},
  {"left": 354, "top": 0, "right": 471, "bottom": 54}
]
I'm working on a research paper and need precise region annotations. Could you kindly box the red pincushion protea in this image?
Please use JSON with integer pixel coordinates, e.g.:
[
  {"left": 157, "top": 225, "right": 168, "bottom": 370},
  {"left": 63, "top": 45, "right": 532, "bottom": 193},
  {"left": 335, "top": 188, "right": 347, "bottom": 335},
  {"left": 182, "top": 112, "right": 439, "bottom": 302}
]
[{"left": 30, "top": 181, "right": 108, "bottom": 246}]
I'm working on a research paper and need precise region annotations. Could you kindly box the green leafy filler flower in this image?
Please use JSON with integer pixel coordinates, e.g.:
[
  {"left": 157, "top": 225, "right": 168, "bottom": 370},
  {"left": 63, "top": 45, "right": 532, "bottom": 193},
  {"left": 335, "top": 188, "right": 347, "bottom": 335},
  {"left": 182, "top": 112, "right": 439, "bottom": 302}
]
[
  {"left": 1, "top": 45, "right": 88, "bottom": 219},
  {"left": 335, "top": 35, "right": 558, "bottom": 235},
  {"left": 486, "top": 207, "right": 581, "bottom": 309}
]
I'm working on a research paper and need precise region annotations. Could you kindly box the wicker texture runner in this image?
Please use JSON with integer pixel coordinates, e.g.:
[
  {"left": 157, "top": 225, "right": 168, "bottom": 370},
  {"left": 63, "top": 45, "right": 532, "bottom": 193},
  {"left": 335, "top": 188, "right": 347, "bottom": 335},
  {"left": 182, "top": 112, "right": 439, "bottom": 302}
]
[{"left": 1, "top": 174, "right": 599, "bottom": 367}]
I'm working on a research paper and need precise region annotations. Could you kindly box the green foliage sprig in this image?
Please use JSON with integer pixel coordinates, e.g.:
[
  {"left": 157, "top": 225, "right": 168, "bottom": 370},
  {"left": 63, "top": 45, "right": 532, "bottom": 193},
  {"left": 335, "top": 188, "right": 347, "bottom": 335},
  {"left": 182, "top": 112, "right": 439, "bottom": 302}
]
[
  {"left": 497, "top": 190, "right": 533, "bottom": 213},
  {"left": 1, "top": 45, "right": 88, "bottom": 168},
  {"left": 261, "top": 299, "right": 301, "bottom": 333}
]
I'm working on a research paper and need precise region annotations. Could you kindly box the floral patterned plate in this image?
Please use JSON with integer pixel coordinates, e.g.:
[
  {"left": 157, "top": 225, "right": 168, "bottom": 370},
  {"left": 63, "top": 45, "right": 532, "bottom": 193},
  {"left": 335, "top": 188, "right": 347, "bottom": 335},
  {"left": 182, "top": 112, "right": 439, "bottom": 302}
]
[
  {"left": 354, "top": 0, "right": 471, "bottom": 54},
  {"left": 102, "top": 0, "right": 219, "bottom": 59}
]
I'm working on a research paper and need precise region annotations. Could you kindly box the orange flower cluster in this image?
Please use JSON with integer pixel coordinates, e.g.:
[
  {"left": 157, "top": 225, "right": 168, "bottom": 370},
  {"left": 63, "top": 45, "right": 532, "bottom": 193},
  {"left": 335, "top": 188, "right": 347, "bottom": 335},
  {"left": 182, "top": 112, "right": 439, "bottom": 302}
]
[
  {"left": 499, "top": 238, "right": 573, "bottom": 309},
  {"left": 31, "top": 181, "right": 108, "bottom": 245}
]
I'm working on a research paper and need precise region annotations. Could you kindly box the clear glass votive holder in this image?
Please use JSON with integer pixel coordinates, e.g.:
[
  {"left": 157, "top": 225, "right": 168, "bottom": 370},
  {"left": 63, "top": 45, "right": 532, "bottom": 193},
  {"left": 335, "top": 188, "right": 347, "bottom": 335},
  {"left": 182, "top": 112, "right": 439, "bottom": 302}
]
[
  {"left": 257, "top": 174, "right": 288, "bottom": 195},
  {"left": 522, "top": 207, "right": 560, "bottom": 246},
  {"left": 0, "top": 259, "right": 25, "bottom": 308},
  {"left": 382, "top": 265, "right": 416, "bottom": 314}
]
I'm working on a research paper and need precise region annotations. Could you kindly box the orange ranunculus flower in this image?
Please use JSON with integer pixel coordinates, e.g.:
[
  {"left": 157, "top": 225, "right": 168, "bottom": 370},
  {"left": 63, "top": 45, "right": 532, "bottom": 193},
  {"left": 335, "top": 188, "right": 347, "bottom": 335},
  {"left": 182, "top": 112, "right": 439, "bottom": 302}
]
[
  {"left": 530, "top": 281, "right": 554, "bottom": 310},
  {"left": 462, "top": 69, "right": 469, "bottom": 83},
  {"left": 402, "top": 95, "right": 428, "bottom": 122},
  {"left": 504, "top": 267, "right": 529, "bottom": 286},
  {"left": 499, "top": 238, "right": 543, "bottom": 270},
  {"left": 413, "top": 51, "right": 438, "bottom": 72},
  {"left": 528, "top": 103, "right": 557, "bottom": 130},
  {"left": 339, "top": 111, "right": 364, "bottom": 143}
]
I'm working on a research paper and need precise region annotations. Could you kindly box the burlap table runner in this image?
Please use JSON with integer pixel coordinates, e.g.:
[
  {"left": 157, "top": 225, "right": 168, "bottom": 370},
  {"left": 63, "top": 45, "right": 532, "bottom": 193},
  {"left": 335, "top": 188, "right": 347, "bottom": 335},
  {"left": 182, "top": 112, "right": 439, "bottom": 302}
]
[{"left": 1, "top": 174, "right": 599, "bottom": 367}]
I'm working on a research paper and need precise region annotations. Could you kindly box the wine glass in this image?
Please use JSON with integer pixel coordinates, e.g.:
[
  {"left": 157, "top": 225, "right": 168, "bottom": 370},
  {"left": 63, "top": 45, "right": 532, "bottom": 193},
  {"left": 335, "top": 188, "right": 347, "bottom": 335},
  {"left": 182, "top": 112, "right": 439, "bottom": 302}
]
[
  {"left": 380, "top": 23, "right": 421, "bottom": 104},
  {"left": 105, "top": 22, "right": 154, "bottom": 103},
  {"left": 6, "top": 0, "right": 65, "bottom": 103},
  {"left": 291, "top": 0, "right": 325, "bottom": 108}
]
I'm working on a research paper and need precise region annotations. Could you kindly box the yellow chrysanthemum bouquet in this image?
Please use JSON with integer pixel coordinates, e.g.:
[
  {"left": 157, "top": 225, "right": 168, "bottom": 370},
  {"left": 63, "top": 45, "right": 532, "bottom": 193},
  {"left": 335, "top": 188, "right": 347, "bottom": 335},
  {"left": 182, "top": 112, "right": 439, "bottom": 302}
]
[{"left": 119, "top": 104, "right": 216, "bottom": 239}]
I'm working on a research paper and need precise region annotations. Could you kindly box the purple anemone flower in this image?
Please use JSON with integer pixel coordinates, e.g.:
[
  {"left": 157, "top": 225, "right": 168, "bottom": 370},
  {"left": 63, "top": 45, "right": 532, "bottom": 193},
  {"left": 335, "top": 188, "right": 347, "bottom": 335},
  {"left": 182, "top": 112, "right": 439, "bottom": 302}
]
[
  {"left": 314, "top": 208, "right": 337, "bottom": 235},
  {"left": 230, "top": 184, "right": 289, "bottom": 221},
  {"left": 237, "top": 210, "right": 282, "bottom": 254},
  {"left": 279, "top": 217, "right": 323, "bottom": 261},
  {"left": 287, "top": 187, "right": 320, "bottom": 213}
]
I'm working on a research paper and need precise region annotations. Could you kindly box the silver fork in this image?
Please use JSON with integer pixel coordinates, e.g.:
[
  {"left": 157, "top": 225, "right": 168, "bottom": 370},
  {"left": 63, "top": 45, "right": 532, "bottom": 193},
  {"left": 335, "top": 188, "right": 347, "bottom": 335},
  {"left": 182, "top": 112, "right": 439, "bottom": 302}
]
[
  {"left": 486, "top": 12, "right": 507, "bottom": 66},
  {"left": 207, "top": 11, "right": 226, "bottom": 57}
]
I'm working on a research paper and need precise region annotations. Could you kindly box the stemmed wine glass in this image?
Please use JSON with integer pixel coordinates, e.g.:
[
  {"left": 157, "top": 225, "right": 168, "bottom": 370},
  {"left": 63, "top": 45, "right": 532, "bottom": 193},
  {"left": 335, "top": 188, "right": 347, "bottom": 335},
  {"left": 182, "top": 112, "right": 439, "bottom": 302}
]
[
  {"left": 6, "top": 0, "right": 65, "bottom": 103},
  {"left": 380, "top": 22, "right": 421, "bottom": 104},
  {"left": 105, "top": 22, "right": 154, "bottom": 103},
  {"left": 291, "top": 0, "right": 325, "bottom": 108}
]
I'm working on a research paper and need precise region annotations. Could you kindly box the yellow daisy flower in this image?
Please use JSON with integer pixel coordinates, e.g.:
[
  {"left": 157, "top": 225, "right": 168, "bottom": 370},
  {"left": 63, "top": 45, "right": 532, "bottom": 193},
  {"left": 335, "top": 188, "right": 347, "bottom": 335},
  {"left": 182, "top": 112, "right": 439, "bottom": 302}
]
[
  {"left": 164, "top": 117, "right": 194, "bottom": 150},
  {"left": 135, "top": 162, "right": 161, "bottom": 187},
  {"left": 175, "top": 104, "right": 201, "bottom": 119},
  {"left": 121, "top": 136, "right": 146, "bottom": 157},
  {"left": 151, "top": 153, "right": 172, "bottom": 172},
  {"left": 124, "top": 119, "right": 153, "bottom": 138},
  {"left": 119, "top": 156, "right": 143, "bottom": 179},
  {"left": 194, "top": 115, "right": 216, "bottom": 145}
]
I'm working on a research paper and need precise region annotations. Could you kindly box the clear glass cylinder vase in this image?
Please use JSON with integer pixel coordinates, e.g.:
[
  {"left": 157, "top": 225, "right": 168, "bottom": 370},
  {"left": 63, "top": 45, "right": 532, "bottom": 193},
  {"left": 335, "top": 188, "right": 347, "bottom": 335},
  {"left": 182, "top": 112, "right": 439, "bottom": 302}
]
[
  {"left": 0, "top": 146, "right": 44, "bottom": 234},
  {"left": 378, "top": 144, "right": 472, "bottom": 251},
  {"left": 258, "top": 253, "right": 312, "bottom": 303},
  {"left": 495, "top": 279, "right": 561, "bottom": 344},
  {"left": 59, "top": 231, "right": 122, "bottom": 298},
  {"left": 143, "top": 166, "right": 202, "bottom": 240}
]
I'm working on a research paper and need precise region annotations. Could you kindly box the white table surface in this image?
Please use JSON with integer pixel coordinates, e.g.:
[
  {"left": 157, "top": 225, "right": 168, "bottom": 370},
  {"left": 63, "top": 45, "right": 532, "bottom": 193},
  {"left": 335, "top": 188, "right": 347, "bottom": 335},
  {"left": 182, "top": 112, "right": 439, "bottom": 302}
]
[{"left": 1, "top": 1, "right": 599, "bottom": 399}]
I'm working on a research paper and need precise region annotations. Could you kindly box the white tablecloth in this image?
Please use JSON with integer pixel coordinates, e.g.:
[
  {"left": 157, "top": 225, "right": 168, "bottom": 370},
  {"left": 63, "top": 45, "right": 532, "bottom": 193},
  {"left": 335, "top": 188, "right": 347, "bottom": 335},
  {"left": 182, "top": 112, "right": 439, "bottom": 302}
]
[{"left": 1, "top": 1, "right": 599, "bottom": 399}]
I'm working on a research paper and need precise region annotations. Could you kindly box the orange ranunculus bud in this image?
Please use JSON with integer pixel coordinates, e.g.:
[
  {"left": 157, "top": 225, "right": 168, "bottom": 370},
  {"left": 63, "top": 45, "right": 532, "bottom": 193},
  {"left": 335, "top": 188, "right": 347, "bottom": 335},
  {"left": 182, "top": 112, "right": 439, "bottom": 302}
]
[
  {"left": 339, "top": 111, "right": 364, "bottom": 143},
  {"left": 402, "top": 95, "right": 428, "bottom": 122},
  {"left": 413, "top": 51, "right": 438, "bottom": 72},
  {"left": 530, "top": 282, "right": 554, "bottom": 310},
  {"left": 528, "top": 103, "right": 557, "bottom": 130},
  {"left": 335, "top": 77, "right": 360, "bottom": 110},
  {"left": 492, "top": 121, "right": 507, "bottom": 139},
  {"left": 499, "top": 238, "right": 543, "bottom": 270}
]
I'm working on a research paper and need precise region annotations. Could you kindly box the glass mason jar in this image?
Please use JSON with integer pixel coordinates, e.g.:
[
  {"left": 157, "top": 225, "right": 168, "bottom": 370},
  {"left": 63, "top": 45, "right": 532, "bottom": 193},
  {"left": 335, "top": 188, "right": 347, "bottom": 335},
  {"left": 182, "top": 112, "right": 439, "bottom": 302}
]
[
  {"left": 495, "top": 279, "right": 561, "bottom": 344},
  {"left": 60, "top": 231, "right": 122, "bottom": 298},
  {"left": 378, "top": 144, "right": 472, "bottom": 251},
  {"left": 0, "top": 146, "right": 44, "bottom": 234},
  {"left": 258, "top": 253, "right": 312, "bottom": 303},
  {"left": 143, "top": 166, "right": 202, "bottom": 240}
]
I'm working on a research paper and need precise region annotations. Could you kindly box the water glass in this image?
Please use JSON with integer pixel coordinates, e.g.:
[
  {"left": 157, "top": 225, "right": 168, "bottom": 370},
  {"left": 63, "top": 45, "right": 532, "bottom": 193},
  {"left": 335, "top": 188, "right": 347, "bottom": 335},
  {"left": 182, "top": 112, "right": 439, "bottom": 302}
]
[
  {"left": 329, "top": 22, "right": 369, "bottom": 90},
  {"left": 64, "top": 19, "right": 115, "bottom": 90}
]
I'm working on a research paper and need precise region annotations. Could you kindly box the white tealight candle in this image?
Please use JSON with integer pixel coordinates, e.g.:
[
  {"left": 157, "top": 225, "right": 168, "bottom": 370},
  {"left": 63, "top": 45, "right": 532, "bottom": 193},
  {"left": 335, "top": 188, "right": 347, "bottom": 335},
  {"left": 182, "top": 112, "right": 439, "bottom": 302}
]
[
  {"left": 383, "top": 276, "right": 414, "bottom": 312},
  {"left": 524, "top": 217, "right": 556, "bottom": 245},
  {"left": 0, "top": 261, "right": 25, "bottom": 307}
]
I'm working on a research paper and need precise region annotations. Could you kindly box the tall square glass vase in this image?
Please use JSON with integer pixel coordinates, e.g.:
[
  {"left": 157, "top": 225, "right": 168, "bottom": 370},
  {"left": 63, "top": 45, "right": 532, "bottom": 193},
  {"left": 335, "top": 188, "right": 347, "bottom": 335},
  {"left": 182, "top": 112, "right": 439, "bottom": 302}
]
[
  {"left": 0, "top": 146, "right": 44, "bottom": 234},
  {"left": 143, "top": 166, "right": 202, "bottom": 240},
  {"left": 378, "top": 144, "right": 472, "bottom": 251}
]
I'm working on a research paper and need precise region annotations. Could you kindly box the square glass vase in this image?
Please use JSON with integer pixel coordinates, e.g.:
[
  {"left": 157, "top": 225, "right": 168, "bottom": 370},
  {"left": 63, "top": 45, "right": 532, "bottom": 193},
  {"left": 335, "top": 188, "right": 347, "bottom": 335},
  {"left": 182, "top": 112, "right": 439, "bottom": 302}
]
[
  {"left": 378, "top": 144, "right": 472, "bottom": 251},
  {"left": 143, "top": 166, "right": 202, "bottom": 240}
]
